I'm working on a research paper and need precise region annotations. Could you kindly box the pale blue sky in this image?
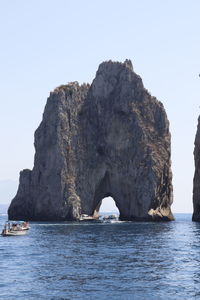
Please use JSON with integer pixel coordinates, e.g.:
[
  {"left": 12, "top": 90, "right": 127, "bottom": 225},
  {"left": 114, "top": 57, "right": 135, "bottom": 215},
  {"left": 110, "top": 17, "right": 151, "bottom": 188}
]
[{"left": 0, "top": 0, "right": 200, "bottom": 212}]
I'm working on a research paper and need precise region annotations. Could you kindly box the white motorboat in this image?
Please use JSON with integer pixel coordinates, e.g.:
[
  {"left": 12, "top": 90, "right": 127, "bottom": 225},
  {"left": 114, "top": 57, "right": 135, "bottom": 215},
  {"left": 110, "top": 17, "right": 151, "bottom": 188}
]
[
  {"left": 1, "top": 221, "right": 29, "bottom": 237},
  {"left": 79, "top": 214, "right": 100, "bottom": 222},
  {"left": 102, "top": 214, "right": 119, "bottom": 223}
]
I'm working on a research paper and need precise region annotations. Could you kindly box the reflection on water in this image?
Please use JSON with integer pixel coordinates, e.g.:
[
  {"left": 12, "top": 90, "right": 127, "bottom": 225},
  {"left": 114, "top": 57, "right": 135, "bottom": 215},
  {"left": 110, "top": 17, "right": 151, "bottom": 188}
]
[{"left": 1, "top": 214, "right": 200, "bottom": 299}]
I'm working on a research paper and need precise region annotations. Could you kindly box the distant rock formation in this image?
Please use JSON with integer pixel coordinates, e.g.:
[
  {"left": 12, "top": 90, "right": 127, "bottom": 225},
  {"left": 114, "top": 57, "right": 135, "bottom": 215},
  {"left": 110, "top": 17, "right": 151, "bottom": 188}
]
[
  {"left": 8, "top": 59, "right": 173, "bottom": 221},
  {"left": 193, "top": 116, "right": 200, "bottom": 221}
]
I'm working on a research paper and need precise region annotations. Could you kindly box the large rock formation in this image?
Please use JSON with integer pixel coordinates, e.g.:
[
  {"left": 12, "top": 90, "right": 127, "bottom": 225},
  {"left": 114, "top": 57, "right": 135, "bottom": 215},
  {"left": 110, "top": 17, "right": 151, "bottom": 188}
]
[
  {"left": 8, "top": 59, "right": 173, "bottom": 221},
  {"left": 193, "top": 116, "right": 200, "bottom": 221}
]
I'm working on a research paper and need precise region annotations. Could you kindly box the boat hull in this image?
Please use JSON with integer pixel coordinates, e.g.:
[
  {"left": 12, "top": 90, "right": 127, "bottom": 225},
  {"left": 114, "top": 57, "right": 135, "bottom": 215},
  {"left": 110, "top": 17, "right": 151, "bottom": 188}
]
[{"left": 1, "top": 230, "right": 27, "bottom": 237}]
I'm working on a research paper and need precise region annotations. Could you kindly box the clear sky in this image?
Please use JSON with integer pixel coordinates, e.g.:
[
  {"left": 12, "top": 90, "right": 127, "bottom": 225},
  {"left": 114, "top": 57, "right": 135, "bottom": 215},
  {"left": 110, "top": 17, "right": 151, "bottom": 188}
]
[{"left": 0, "top": 0, "right": 200, "bottom": 213}]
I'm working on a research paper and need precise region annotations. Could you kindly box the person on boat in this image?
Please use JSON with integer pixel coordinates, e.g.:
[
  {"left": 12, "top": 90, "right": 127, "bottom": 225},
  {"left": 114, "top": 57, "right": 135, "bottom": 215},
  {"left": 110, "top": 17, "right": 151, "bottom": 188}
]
[
  {"left": 12, "top": 223, "right": 17, "bottom": 230},
  {"left": 24, "top": 222, "right": 29, "bottom": 229},
  {"left": 2, "top": 224, "right": 8, "bottom": 235}
]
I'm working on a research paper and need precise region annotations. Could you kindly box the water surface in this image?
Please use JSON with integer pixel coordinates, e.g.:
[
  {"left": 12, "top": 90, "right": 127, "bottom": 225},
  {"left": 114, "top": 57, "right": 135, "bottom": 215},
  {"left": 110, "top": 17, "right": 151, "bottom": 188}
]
[{"left": 1, "top": 214, "right": 200, "bottom": 299}]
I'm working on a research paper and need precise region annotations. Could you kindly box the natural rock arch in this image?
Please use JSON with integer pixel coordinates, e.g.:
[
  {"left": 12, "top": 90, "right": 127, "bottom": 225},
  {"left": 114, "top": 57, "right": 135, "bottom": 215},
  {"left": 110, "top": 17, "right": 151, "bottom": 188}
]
[{"left": 8, "top": 60, "right": 173, "bottom": 221}]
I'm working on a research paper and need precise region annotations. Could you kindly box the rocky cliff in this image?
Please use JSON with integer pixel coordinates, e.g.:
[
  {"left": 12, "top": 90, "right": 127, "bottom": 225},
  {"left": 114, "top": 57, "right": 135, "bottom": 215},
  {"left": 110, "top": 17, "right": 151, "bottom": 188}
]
[
  {"left": 8, "top": 59, "right": 173, "bottom": 221},
  {"left": 193, "top": 116, "right": 200, "bottom": 221}
]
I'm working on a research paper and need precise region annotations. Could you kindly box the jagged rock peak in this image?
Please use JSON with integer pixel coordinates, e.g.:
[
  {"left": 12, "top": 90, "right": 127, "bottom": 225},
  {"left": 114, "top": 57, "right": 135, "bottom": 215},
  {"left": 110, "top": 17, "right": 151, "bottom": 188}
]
[
  {"left": 53, "top": 81, "right": 90, "bottom": 94},
  {"left": 97, "top": 59, "right": 133, "bottom": 73},
  {"left": 91, "top": 59, "right": 143, "bottom": 99},
  {"left": 8, "top": 59, "right": 173, "bottom": 222}
]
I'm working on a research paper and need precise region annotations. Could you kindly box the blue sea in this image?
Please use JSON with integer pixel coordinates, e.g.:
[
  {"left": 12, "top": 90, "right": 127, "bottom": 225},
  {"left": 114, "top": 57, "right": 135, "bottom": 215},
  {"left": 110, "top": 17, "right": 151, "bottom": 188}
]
[{"left": 1, "top": 214, "right": 200, "bottom": 300}]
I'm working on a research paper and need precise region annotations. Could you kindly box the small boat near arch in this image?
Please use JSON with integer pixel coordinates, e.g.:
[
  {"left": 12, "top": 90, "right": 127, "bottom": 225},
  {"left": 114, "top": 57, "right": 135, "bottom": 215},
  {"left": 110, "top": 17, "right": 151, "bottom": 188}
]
[{"left": 1, "top": 221, "right": 30, "bottom": 237}]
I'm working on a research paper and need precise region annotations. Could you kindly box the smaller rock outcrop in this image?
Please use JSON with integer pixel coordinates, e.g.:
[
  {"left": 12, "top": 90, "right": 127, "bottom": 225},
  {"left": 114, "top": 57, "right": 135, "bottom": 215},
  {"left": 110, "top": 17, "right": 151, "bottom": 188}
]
[{"left": 193, "top": 116, "right": 200, "bottom": 221}]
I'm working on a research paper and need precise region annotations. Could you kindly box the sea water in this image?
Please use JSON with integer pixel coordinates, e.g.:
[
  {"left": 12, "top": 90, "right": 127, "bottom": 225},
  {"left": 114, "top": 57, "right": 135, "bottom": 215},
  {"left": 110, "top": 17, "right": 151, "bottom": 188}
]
[{"left": 1, "top": 214, "right": 200, "bottom": 300}]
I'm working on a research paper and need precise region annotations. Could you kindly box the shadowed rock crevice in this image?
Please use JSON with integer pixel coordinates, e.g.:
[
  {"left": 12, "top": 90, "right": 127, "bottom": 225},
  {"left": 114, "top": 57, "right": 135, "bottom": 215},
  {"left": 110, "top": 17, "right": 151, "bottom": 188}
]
[{"left": 8, "top": 60, "right": 173, "bottom": 221}]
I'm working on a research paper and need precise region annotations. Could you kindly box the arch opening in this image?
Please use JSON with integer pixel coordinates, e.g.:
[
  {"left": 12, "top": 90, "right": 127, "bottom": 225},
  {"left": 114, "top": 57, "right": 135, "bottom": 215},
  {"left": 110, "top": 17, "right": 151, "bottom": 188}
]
[
  {"left": 93, "top": 196, "right": 120, "bottom": 220},
  {"left": 99, "top": 196, "right": 119, "bottom": 214},
  {"left": 91, "top": 171, "right": 121, "bottom": 219}
]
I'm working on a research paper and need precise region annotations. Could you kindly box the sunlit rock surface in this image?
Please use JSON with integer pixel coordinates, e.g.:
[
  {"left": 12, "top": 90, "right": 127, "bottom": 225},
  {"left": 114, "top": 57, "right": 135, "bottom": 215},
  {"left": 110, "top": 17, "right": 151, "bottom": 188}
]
[
  {"left": 8, "top": 60, "right": 173, "bottom": 221},
  {"left": 193, "top": 116, "right": 200, "bottom": 221}
]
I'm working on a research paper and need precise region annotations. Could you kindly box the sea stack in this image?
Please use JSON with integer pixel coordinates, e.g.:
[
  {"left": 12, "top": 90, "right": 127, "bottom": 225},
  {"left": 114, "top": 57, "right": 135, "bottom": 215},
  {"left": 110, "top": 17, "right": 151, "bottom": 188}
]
[
  {"left": 8, "top": 60, "right": 173, "bottom": 221},
  {"left": 193, "top": 116, "right": 200, "bottom": 221}
]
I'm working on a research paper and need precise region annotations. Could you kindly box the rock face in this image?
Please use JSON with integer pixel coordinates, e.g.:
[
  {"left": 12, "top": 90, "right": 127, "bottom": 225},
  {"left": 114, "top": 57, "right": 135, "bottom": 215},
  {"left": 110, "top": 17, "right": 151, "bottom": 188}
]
[
  {"left": 193, "top": 116, "right": 200, "bottom": 221},
  {"left": 8, "top": 60, "right": 173, "bottom": 221}
]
